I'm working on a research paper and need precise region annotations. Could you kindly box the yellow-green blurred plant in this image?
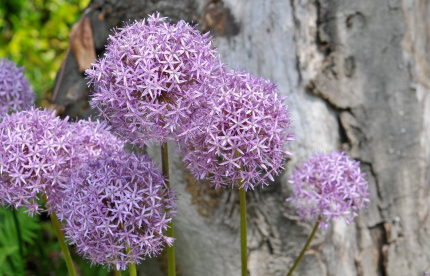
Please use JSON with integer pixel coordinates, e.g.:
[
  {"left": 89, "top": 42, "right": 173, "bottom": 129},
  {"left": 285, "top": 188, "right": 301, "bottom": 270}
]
[{"left": 0, "top": 0, "right": 90, "bottom": 104}]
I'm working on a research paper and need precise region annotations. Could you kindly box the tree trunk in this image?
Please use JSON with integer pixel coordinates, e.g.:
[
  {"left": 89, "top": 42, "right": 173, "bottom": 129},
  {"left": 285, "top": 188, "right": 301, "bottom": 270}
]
[{"left": 51, "top": 0, "right": 430, "bottom": 275}]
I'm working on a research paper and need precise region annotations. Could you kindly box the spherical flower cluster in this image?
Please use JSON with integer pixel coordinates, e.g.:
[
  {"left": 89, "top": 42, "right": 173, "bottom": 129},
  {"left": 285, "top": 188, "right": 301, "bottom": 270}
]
[
  {"left": 287, "top": 151, "right": 369, "bottom": 229},
  {"left": 56, "top": 151, "right": 176, "bottom": 271},
  {"left": 180, "top": 70, "right": 294, "bottom": 190},
  {"left": 0, "top": 59, "right": 34, "bottom": 115},
  {"left": 0, "top": 108, "right": 124, "bottom": 215},
  {"left": 86, "top": 12, "right": 224, "bottom": 145},
  {"left": 0, "top": 108, "right": 70, "bottom": 215}
]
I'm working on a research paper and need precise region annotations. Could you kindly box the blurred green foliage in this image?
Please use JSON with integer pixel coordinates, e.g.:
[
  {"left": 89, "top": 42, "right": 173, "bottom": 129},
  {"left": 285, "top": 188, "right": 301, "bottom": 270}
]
[
  {"left": 0, "top": 208, "right": 37, "bottom": 275},
  {"left": 0, "top": 207, "right": 112, "bottom": 276},
  {"left": 0, "top": 0, "right": 90, "bottom": 104}
]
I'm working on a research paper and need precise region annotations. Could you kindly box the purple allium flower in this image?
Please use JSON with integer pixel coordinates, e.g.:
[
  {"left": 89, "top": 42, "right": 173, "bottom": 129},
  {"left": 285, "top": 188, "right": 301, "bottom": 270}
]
[
  {"left": 287, "top": 151, "right": 370, "bottom": 229},
  {"left": 86, "top": 12, "right": 224, "bottom": 145},
  {"left": 0, "top": 108, "right": 71, "bottom": 215},
  {"left": 56, "top": 151, "right": 175, "bottom": 271},
  {"left": 0, "top": 108, "right": 124, "bottom": 215},
  {"left": 0, "top": 59, "right": 34, "bottom": 115},
  {"left": 180, "top": 70, "right": 294, "bottom": 190},
  {"left": 425, "top": 273, "right": 430, "bottom": 276}
]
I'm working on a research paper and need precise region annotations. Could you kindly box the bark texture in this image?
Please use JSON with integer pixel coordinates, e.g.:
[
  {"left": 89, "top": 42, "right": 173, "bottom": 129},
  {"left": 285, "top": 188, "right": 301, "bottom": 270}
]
[{"left": 51, "top": 0, "right": 430, "bottom": 275}]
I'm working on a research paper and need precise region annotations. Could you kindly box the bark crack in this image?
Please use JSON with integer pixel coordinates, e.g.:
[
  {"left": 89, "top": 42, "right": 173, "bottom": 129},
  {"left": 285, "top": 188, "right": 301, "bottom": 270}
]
[
  {"left": 315, "top": 0, "right": 332, "bottom": 56},
  {"left": 360, "top": 160, "right": 384, "bottom": 208},
  {"left": 290, "top": 0, "right": 303, "bottom": 84},
  {"left": 368, "top": 223, "right": 389, "bottom": 276}
]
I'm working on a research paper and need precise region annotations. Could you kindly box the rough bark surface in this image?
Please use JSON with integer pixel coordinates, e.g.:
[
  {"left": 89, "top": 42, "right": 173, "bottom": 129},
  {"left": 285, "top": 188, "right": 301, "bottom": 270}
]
[{"left": 51, "top": 0, "right": 430, "bottom": 275}]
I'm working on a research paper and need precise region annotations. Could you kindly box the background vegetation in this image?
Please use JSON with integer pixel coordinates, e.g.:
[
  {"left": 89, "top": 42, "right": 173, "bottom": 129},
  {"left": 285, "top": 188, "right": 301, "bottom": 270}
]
[{"left": 0, "top": 0, "right": 89, "bottom": 105}]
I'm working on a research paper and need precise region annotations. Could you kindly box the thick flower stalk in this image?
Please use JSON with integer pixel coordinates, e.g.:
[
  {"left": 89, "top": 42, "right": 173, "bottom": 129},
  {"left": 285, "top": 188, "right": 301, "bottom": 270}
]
[
  {"left": 55, "top": 151, "right": 176, "bottom": 271},
  {"left": 86, "top": 12, "right": 224, "bottom": 145},
  {"left": 287, "top": 151, "right": 370, "bottom": 229},
  {"left": 180, "top": 70, "right": 294, "bottom": 190},
  {"left": 0, "top": 108, "right": 124, "bottom": 215},
  {"left": 0, "top": 59, "right": 34, "bottom": 115}
]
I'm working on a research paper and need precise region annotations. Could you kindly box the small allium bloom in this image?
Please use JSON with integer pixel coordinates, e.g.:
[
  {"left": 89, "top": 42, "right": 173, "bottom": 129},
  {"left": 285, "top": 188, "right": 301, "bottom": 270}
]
[
  {"left": 181, "top": 71, "right": 294, "bottom": 190},
  {"left": 56, "top": 151, "right": 175, "bottom": 270},
  {"left": 287, "top": 151, "right": 370, "bottom": 229},
  {"left": 0, "top": 59, "right": 34, "bottom": 115},
  {"left": 87, "top": 12, "right": 224, "bottom": 144},
  {"left": 0, "top": 108, "right": 123, "bottom": 215}
]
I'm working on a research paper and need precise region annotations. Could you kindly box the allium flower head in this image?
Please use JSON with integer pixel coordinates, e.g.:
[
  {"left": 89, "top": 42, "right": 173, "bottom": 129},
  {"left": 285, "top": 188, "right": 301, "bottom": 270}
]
[
  {"left": 0, "top": 59, "right": 34, "bottom": 115},
  {"left": 0, "top": 108, "right": 70, "bottom": 215},
  {"left": 86, "top": 12, "right": 224, "bottom": 145},
  {"left": 287, "top": 151, "right": 370, "bottom": 229},
  {"left": 0, "top": 108, "right": 124, "bottom": 215},
  {"left": 181, "top": 70, "right": 294, "bottom": 190},
  {"left": 56, "top": 151, "right": 175, "bottom": 270}
]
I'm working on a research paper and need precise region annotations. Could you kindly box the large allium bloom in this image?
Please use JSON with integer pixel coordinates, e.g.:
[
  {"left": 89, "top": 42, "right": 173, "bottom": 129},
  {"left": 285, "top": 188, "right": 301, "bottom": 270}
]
[
  {"left": 287, "top": 151, "right": 370, "bottom": 229},
  {"left": 180, "top": 71, "right": 294, "bottom": 190},
  {"left": 86, "top": 12, "right": 224, "bottom": 145},
  {"left": 0, "top": 59, "right": 34, "bottom": 115},
  {"left": 56, "top": 151, "right": 176, "bottom": 270},
  {"left": 0, "top": 108, "right": 123, "bottom": 215}
]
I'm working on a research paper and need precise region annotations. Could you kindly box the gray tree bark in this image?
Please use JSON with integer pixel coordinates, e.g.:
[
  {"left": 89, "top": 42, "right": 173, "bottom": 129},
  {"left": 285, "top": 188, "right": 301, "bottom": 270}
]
[{"left": 51, "top": 0, "right": 430, "bottom": 275}]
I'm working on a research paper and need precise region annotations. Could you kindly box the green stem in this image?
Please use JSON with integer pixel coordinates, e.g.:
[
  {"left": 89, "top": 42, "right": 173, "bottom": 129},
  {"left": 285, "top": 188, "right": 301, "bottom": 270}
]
[
  {"left": 43, "top": 196, "right": 76, "bottom": 276},
  {"left": 129, "top": 263, "right": 137, "bottom": 276},
  {"left": 115, "top": 269, "right": 122, "bottom": 276},
  {"left": 286, "top": 216, "right": 321, "bottom": 276},
  {"left": 124, "top": 228, "right": 136, "bottom": 276},
  {"left": 162, "top": 142, "right": 175, "bottom": 276},
  {"left": 12, "top": 209, "right": 23, "bottom": 256},
  {"left": 239, "top": 187, "right": 247, "bottom": 276},
  {"left": 50, "top": 211, "right": 77, "bottom": 276}
]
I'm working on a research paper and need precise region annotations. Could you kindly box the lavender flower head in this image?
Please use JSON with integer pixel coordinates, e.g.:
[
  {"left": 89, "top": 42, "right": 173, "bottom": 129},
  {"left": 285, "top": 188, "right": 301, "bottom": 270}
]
[
  {"left": 287, "top": 151, "right": 370, "bottom": 229},
  {"left": 0, "top": 108, "right": 70, "bottom": 215},
  {"left": 181, "top": 71, "right": 294, "bottom": 190},
  {"left": 0, "top": 59, "right": 34, "bottom": 115},
  {"left": 56, "top": 151, "right": 176, "bottom": 271},
  {"left": 0, "top": 108, "right": 124, "bottom": 215},
  {"left": 86, "top": 12, "right": 224, "bottom": 145}
]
